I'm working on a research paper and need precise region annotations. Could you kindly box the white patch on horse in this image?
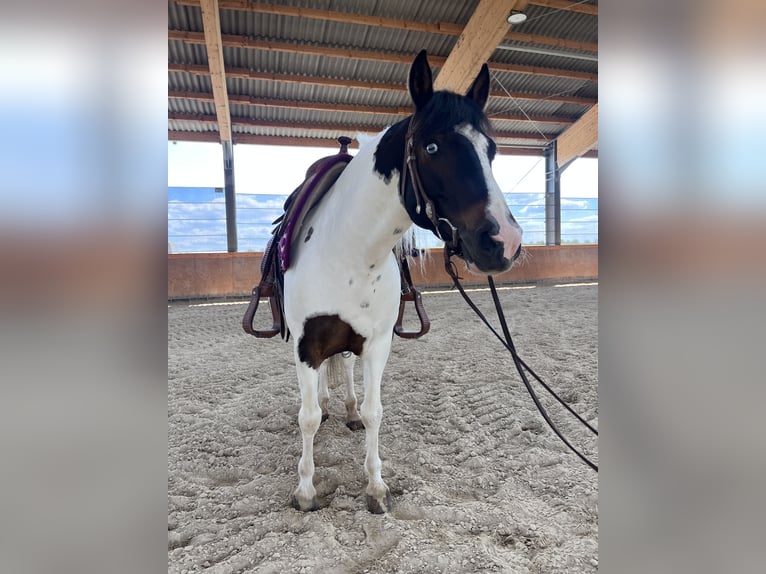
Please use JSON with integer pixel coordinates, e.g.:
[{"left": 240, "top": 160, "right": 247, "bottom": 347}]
[
  {"left": 455, "top": 124, "right": 523, "bottom": 265},
  {"left": 283, "top": 128, "right": 410, "bottom": 513},
  {"left": 276, "top": 52, "right": 523, "bottom": 515}
]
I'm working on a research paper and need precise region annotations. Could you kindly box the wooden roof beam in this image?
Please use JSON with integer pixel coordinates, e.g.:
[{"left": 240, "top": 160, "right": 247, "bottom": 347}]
[
  {"left": 503, "top": 31, "right": 596, "bottom": 53},
  {"left": 169, "top": 31, "right": 596, "bottom": 82},
  {"left": 435, "top": 1, "right": 529, "bottom": 93},
  {"left": 168, "top": 91, "right": 576, "bottom": 125},
  {"left": 168, "top": 112, "right": 552, "bottom": 142},
  {"left": 434, "top": 0, "right": 527, "bottom": 94},
  {"left": 175, "top": 0, "right": 464, "bottom": 35},
  {"left": 173, "top": 0, "right": 597, "bottom": 52},
  {"left": 555, "top": 103, "right": 598, "bottom": 167},
  {"left": 168, "top": 62, "right": 597, "bottom": 106},
  {"left": 170, "top": 62, "right": 402, "bottom": 92},
  {"left": 198, "top": 0, "right": 231, "bottom": 143},
  {"left": 168, "top": 130, "right": 359, "bottom": 149},
  {"left": 168, "top": 129, "right": 549, "bottom": 155},
  {"left": 170, "top": 112, "right": 382, "bottom": 133}
]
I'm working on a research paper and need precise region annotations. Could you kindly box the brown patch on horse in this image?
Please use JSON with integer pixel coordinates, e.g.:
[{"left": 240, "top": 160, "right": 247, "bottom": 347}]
[{"left": 298, "top": 315, "right": 365, "bottom": 369}]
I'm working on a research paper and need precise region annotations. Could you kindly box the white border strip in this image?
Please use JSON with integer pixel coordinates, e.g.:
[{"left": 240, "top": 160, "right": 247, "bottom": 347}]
[
  {"left": 553, "top": 282, "right": 598, "bottom": 287},
  {"left": 424, "top": 285, "right": 536, "bottom": 295},
  {"left": 177, "top": 282, "right": 598, "bottom": 307},
  {"left": 185, "top": 301, "right": 248, "bottom": 308}
]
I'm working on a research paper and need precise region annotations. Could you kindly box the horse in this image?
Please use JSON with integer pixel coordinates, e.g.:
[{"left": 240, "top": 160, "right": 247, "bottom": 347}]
[{"left": 281, "top": 50, "right": 523, "bottom": 513}]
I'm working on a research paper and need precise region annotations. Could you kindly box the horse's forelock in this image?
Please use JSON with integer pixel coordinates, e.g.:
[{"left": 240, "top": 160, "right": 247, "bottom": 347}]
[{"left": 413, "top": 91, "right": 490, "bottom": 140}]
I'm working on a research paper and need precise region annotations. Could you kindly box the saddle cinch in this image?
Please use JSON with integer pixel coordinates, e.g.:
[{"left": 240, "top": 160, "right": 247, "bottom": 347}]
[{"left": 243, "top": 137, "right": 430, "bottom": 341}]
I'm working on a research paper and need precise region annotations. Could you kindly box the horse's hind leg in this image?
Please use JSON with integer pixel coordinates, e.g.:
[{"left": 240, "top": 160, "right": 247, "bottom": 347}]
[
  {"left": 321, "top": 353, "right": 363, "bottom": 430},
  {"left": 342, "top": 352, "right": 364, "bottom": 431},
  {"left": 318, "top": 361, "right": 330, "bottom": 423},
  {"left": 291, "top": 356, "right": 321, "bottom": 512},
  {"left": 360, "top": 337, "right": 393, "bottom": 513}
]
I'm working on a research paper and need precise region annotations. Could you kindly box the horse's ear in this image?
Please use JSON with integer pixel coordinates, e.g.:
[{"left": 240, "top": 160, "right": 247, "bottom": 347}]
[
  {"left": 466, "top": 63, "right": 490, "bottom": 110},
  {"left": 408, "top": 50, "right": 433, "bottom": 111}
]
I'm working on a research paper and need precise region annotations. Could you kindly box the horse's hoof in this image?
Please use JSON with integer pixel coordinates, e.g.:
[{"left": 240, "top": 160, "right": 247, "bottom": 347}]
[
  {"left": 291, "top": 494, "right": 320, "bottom": 512},
  {"left": 345, "top": 419, "right": 365, "bottom": 431},
  {"left": 366, "top": 490, "right": 393, "bottom": 514},
  {"left": 321, "top": 412, "right": 329, "bottom": 423}
]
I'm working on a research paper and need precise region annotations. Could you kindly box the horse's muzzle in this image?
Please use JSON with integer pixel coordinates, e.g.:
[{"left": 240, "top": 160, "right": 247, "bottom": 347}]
[{"left": 459, "top": 230, "right": 518, "bottom": 274}]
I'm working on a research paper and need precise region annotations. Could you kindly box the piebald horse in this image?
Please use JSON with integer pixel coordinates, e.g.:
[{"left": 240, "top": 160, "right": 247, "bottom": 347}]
[{"left": 283, "top": 50, "right": 523, "bottom": 513}]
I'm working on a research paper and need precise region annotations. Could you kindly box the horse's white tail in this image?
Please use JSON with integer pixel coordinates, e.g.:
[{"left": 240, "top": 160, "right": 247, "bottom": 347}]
[
  {"left": 320, "top": 353, "right": 363, "bottom": 431},
  {"left": 323, "top": 353, "right": 346, "bottom": 389}
]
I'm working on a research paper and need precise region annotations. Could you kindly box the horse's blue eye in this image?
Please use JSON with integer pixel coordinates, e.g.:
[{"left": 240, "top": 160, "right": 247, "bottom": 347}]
[{"left": 425, "top": 143, "right": 438, "bottom": 154}]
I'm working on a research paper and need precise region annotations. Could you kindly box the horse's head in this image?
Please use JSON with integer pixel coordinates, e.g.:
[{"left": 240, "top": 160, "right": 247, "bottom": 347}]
[{"left": 399, "top": 50, "right": 523, "bottom": 274}]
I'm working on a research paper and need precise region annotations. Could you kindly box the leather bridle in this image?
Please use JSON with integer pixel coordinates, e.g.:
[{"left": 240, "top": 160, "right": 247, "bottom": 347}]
[{"left": 400, "top": 118, "right": 461, "bottom": 251}]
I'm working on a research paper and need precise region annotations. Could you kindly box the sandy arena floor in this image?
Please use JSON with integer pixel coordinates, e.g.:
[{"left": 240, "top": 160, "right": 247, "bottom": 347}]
[{"left": 168, "top": 282, "right": 598, "bottom": 573}]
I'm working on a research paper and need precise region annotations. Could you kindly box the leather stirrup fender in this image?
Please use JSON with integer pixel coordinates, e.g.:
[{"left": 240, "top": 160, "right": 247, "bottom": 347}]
[{"left": 242, "top": 283, "right": 282, "bottom": 338}]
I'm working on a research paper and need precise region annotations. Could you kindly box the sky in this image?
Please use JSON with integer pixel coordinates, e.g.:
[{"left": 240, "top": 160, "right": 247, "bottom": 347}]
[
  {"left": 167, "top": 141, "right": 598, "bottom": 199},
  {"left": 167, "top": 140, "right": 598, "bottom": 252}
]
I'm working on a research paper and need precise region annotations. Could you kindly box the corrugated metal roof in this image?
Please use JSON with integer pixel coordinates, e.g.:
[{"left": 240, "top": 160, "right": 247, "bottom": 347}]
[
  {"left": 256, "top": 0, "right": 480, "bottom": 25},
  {"left": 495, "top": 138, "right": 550, "bottom": 148},
  {"left": 491, "top": 46, "right": 598, "bottom": 75},
  {"left": 234, "top": 124, "right": 371, "bottom": 140},
  {"left": 228, "top": 104, "right": 403, "bottom": 127},
  {"left": 488, "top": 72, "right": 593, "bottom": 109},
  {"left": 575, "top": 82, "right": 599, "bottom": 100},
  {"left": 168, "top": 40, "right": 207, "bottom": 65},
  {"left": 218, "top": 12, "right": 457, "bottom": 57},
  {"left": 169, "top": 71, "right": 211, "bottom": 93},
  {"left": 224, "top": 77, "right": 409, "bottom": 108},
  {"left": 487, "top": 97, "right": 583, "bottom": 119},
  {"left": 491, "top": 118, "right": 571, "bottom": 133},
  {"left": 517, "top": 5, "right": 597, "bottom": 44},
  {"left": 168, "top": 99, "right": 216, "bottom": 116},
  {"left": 169, "top": 119, "right": 219, "bottom": 133},
  {"left": 168, "top": 0, "right": 598, "bottom": 157},
  {"left": 168, "top": 2, "right": 201, "bottom": 31}
]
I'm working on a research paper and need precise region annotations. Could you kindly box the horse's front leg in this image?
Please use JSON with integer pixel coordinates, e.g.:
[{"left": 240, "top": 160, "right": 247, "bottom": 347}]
[
  {"left": 291, "top": 355, "right": 322, "bottom": 512},
  {"left": 360, "top": 337, "right": 393, "bottom": 514}
]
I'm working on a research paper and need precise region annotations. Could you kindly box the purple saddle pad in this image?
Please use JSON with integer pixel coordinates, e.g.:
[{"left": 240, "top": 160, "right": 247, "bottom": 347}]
[{"left": 277, "top": 153, "right": 352, "bottom": 270}]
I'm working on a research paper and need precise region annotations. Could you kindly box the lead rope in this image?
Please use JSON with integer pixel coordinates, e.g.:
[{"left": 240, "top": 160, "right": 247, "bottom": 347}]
[{"left": 443, "top": 250, "right": 598, "bottom": 472}]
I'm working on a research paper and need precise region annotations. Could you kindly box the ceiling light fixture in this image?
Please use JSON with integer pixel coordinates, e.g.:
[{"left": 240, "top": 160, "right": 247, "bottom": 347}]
[{"left": 507, "top": 10, "right": 527, "bottom": 24}]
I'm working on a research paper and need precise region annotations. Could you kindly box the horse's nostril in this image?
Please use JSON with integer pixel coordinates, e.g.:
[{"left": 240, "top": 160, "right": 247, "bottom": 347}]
[
  {"left": 511, "top": 244, "right": 522, "bottom": 261},
  {"left": 478, "top": 230, "right": 497, "bottom": 252}
]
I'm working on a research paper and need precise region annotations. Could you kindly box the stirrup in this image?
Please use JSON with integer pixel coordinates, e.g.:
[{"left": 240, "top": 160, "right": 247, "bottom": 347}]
[
  {"left": 393, "top": 287, "right": 430, "bottom": 339},
  {"left": 242, "top": 283, "right": 281, "bottom": 338}
]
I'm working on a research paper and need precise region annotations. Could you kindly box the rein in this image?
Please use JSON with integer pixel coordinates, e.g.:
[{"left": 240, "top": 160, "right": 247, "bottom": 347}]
[
  {"left": 443, "top": 245, "right": 599, "bottom": 472},
  {"left": 400, "top": 117, "right": 597, "bottom": 471}
]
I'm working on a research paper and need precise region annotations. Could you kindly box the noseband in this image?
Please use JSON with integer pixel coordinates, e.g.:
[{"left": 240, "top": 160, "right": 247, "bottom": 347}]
[{"left": 399, "top": 119, "right": 460, "bottom": 250}]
